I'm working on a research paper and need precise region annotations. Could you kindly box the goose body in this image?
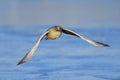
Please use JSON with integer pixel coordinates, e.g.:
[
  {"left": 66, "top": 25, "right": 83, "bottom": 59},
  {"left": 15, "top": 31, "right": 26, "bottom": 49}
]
[{"left": 46, "top": 26, "right": 62, "bottom": 40}]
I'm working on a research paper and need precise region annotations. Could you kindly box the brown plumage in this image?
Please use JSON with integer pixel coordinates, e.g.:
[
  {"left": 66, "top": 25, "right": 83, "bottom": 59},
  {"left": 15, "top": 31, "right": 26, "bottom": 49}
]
[{"left": 17, "top": 25, "right": 109, "bottom": 65}]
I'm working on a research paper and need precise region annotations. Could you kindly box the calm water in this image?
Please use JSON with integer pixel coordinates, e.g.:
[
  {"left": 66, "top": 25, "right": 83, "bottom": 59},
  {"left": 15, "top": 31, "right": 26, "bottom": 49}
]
[{"left": 0, "top": 26, "right": 120, "bottom": 80}]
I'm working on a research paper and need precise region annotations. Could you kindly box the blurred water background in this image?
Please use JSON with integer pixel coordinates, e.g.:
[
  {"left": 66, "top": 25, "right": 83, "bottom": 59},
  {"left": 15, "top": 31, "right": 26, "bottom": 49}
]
[{"left": 0, "top": 0, "right": 120, "bottom": 80}]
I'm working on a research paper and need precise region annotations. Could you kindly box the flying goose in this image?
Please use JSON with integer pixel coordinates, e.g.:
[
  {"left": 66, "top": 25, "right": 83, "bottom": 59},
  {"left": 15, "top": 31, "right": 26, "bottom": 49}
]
[{"left": 17, "top": 26, "right": 109, "bottom": 65}]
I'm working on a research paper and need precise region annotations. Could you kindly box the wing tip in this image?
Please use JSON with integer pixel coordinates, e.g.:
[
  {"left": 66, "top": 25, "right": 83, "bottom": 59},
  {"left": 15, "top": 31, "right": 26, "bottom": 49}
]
[
  {"left": 96, "top": 41, "right": 110, "bottom": 47},
  {"left": 103, "top": 44, "right": 110, "bottom": 47},
  {"left": 17, "top": 60, "right": 25, "bottom": 65}
]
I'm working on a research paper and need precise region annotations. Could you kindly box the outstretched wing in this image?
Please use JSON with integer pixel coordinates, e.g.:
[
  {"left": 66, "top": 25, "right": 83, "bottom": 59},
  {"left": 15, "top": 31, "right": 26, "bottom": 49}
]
[
  {"left": 62, "top": 28, "right": 109, "bottom": 47},
  {"left": 17, "top": 31, "right": 49, "bottom": 65}
]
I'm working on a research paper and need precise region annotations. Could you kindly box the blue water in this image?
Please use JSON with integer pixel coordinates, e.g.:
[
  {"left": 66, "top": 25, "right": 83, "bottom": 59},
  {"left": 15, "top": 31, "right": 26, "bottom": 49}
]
[{"left": 0, "top": 26, "right": 120, "bottom": 80}]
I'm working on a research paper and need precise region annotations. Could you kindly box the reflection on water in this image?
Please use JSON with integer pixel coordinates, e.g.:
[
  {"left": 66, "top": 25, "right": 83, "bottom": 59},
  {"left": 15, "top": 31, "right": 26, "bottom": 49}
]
[{"left": 0, "top": 26, "right": 120, "bottom": 80}]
